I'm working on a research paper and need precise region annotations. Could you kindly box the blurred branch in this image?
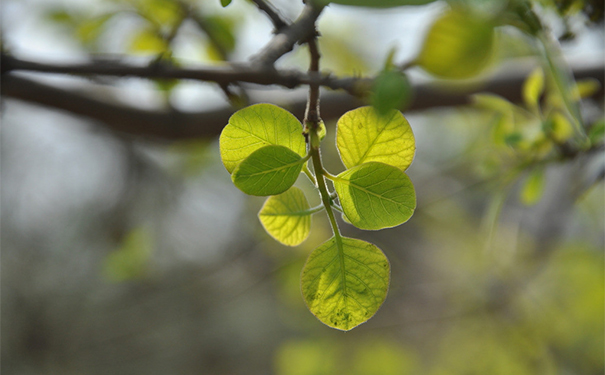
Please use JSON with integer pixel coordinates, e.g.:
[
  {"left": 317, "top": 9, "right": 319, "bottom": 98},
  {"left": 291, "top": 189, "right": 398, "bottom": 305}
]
[
  {"left": 2, "top": 59, "right": 603, "bottom": 141},
  {"left": 249, "top": 0, "right": 289, "bottom": 31},
  {"left": 249, "top": 2, "right": 323, "bottom": 67}
]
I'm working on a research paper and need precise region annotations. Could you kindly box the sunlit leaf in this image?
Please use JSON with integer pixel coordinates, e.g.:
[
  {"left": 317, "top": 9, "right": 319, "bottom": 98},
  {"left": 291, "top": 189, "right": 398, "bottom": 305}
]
[
  {"left": 219, "top": 104, "right": 306, "bottom": 174},
  {"left": 520, "top": 167, "right": 545, "bottom": 205},
  {"left": 318, "top": 120, "right": 327, "bottom": 141},
  {"left": 314, "top": 0, "right": 437, "bottom": 7},
  {"left": 334, "top": 162, "right": 416, "bottom": 230},
  {"left": 259, "top": 187, "right": 313, "bottom": 246},
  {"left": 301, "top": 236, "right": 390, "bottom": 330},
  {"left": 337, "top": 106, "right": 415, "bottom": 171},
  {"left": 572, "top": 78, "right": 601, "bottom": 100},
  {"left": 372, "top": 70, "right": 412, "bottom": 115},
  {"left": 417, "top": 9, "right": 495, "bottom": 78},
  {"left": 546, "top": 112, "right": 574, "bottom": 143},
  {"left": 522, "top": 67, "right": 544, "bottom": 109},
  {"left": 129, "top": 27, "right": 168, "bottom": 54},
  {"left": 232, "top": 145, "right": 304, "bottom": 196}
]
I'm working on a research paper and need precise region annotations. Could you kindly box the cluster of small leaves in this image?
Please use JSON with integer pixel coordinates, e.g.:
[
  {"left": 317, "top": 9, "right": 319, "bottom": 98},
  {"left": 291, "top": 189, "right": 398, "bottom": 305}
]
[
  {"left": 220, "top": 103, "right": 416, "bottom": 330},
  {"left": 473, "top": 66, "right": 602, "bottom": 205}
]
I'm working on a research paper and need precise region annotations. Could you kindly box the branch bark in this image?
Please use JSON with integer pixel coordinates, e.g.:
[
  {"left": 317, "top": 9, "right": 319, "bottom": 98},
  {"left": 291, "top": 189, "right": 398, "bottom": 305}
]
[{"left": 2, "top": 59, "right": 603, "bottom": 141}]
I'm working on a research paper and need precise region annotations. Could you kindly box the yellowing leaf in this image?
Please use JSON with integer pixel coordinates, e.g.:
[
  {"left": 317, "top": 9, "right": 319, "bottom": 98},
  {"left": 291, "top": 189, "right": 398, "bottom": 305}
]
[
  {"left": 337, "top": 106, "right": 415, "bottom": 171},
  {"left": 232, "top": 145, "right": 304, "bottom": 196},
  {"left": 549, "top": 112, "right": 574, "bottom": 142},
  {"left": 219, "top": 104, "right": 306, "bottom": 174},
  {"left": 259, "top": 187, "right": 312, "bottom": 246},
  {"left": 129, "top": 28, "right": 167, "bottom": 54},
  {"left": 301, "top": 236, "right": 390, "bottom": 331},
  {"left": 522, "top": 67, "right": 544, "bottom": 109},
  {"left": 520, "top": 167, "right": 545, "bottom": 206},
  {"left": 334, "top": 162, "right": 416, "bottom": 230},
  {"left": 572, "top": 78, "right": 601, "bottom": 100},
  {"left": 417, "top": 9, "right": 495, "bottom": 79}
]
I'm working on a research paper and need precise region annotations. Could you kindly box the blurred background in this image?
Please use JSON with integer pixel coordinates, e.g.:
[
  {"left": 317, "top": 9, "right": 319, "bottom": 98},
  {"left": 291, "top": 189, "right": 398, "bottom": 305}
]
[{"left": 2, "top": 0, "right": 604, "bottom": 374}]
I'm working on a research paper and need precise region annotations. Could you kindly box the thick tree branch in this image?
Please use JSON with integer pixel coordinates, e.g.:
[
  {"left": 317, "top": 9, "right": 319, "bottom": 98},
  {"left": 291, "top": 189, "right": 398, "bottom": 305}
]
[
  {"left": 1, "top": 54, "right": 363, "bottom": 94},
  {"left": 2, "top": 59, "right": 603, "bottom": 141}
]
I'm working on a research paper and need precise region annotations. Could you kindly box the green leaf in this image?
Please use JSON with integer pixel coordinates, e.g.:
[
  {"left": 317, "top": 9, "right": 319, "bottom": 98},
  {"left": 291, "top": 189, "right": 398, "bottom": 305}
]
[
  {"left": 417, "top": 9, "right": 495, "bottom": 78},
  {"left": 522, "top": 67, "right": 544, "bottom": 109},
  {"left": 372, "top": 70, "right": 412, "bottom": 115},
  {"left": 589, "top": 119, "right": 605, "bottom": 145},
  {"left": 337, "top": 106, "right": 415, "bottom": 171},
  {"left": 301, "top": 236, "right": 390, "bottom": 331},
  {"left": 220, "top": 0, "right": 232, "bottom": 6},
  {"left": 219, "top": 104, "right": 306, "bottom": 174},
  {"left": 232, "top": 145, "right": 305, "bottom": 196},
  {"left": 258, "top": 187, "right": 313, "bottom": 246},
  {"left": 103, "top": 227, "right": 152, "bottom": 282},
  {"left": 520, "top": 167, "right": 545, "bottom": 206},
  {"left": 314, "top": 0, "right": 437, "bottom": 7},
  {"left": 334, "top": 162, "right": 416, "bottom": 230}
]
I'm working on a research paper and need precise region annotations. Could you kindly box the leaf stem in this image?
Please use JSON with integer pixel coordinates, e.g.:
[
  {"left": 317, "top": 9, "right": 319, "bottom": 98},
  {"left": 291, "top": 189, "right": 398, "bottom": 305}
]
[
  {"left": 302, "top": 163, "right": 317, "bottom": 186},
  {"left": 303, "top": 37, "right": 342, "bottom": 241}
]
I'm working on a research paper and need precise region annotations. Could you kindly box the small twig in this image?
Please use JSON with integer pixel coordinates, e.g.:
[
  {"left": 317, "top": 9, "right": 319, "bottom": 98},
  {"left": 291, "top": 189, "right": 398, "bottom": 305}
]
[
  {"left": 250, "top": 2, "right": 323, "bottom": 68},
  {"left": 249, "top": 0, "right": 289, "bottom": 31}
]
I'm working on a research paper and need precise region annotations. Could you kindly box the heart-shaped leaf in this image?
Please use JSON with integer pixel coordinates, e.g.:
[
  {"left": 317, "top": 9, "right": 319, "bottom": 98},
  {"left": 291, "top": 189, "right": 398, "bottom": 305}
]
[
  {"left": 232, "top": 145, "right": 305, "bottom": 196},
  {"left": 337, "top": 106, "right": 415, "bottom": 171},
  {"left": 258, "top": 187, "right": 313, "bottom": 246},
  {"left": 334, "top": 162, "right": 415, "bottom": 230},
  {"left": 220, "top": 104, "right": 306, "bottom": 174},
  {"left": 301, "top": 236, "right": 390, "bottom": 331}
]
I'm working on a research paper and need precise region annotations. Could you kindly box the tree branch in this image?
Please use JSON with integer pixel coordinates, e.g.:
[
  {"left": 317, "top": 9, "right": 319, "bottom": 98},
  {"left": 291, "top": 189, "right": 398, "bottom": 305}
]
[
  {"left": 1, "top": 54, "right": 363, "bottom": 94},
  {"left": 249, "top": 2, "right": 323, "bottom": 68},
  {"left": 2, "top": 59, "right": 603, "bottom": 141},
  {"left": 249, "top": 0, "right": 289, "bottom": 31}
]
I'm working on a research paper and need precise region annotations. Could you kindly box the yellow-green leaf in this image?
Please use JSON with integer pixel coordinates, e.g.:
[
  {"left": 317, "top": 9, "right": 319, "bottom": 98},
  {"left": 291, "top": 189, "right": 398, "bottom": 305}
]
[
  {"left": 258, "top": 187, "right": 312, "bottom": 246},
  {"left": 572, "top": 78, "right": 601, "bottom": 100},
  {"left": 232, "top": 145, "right": 304, "bottom": 196},
  {"left": 523, "top": 67, "right": 544, "bottom": 109},
  {"left": 417, "top": 9, "right": 495, "bottom": 79},
  {"left": 337, "top": 106, "right": 415, "bottom": 171},
  {"left": 129, "top": 28, "right": 167, "bottom": 54},
  {"left": 301, "top": 236, "right": 390, "bottom": 331},
  {"left": 548, "top": 112, "right": 574, "bottom": 143},
  {"left": 219, "top": 104, "right": 306, "bottom": 174},
  {"left": 334, "top": 162, "right": 416, "bottom": 230},
  {"left": 520, "top": 167, "right": 545, "bottom": 206}
]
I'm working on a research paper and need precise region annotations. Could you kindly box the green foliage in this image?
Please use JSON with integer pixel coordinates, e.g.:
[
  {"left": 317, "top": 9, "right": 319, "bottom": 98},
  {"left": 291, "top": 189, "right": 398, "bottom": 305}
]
[
  {"left": 103, "top": 227, "right": 152, "bottom": 282},
  {"left": 220, "top": 104, "right": 417, "bottom": 329},
  {"left": 300, "top": 237, "right": 390, "bottom": 330},
  {"left": 232, "top": 145, "right": 306, "bottom": 196},
  {"left": 220, "top": 0, "right": 232, "bottom": 7},
  {"left": 520, "top": 167, "right": 545, "bottom": 205},
  {"left": 522, "top": 67, "right": 545, "bottom": 110},
  {"left": 258, "top": 187, "right": 313, "bottom": 246},
  {"left": 219, "top": 104, "right": 307, "bottom": 174},
  {"left": 371, "top": 69, "right": 412, "bottom": 115},
  {"left": 337, "top": 106, "right": 415, "bottom": 171},
  {"left": 334, "top": 162, "right": 416, "bottom": 230},
  {"left": 417, "top": 8, "right": 496, "bottom": 78}
]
